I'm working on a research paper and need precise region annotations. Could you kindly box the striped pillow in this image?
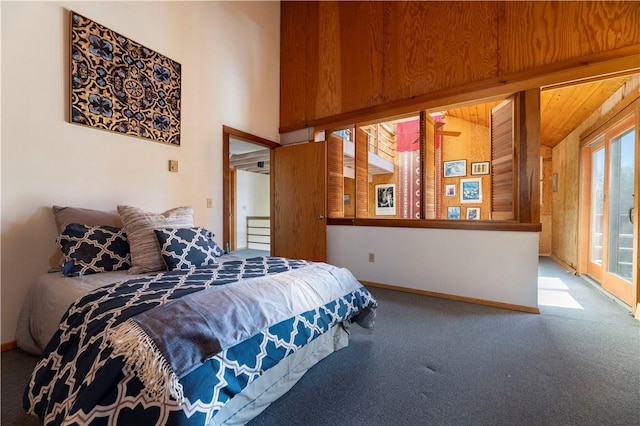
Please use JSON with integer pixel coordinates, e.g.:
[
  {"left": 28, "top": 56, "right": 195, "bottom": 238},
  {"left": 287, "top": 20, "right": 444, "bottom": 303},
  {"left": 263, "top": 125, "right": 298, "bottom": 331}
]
[{"left": 117, "top": 205, "right": 194, "bottom": 273}]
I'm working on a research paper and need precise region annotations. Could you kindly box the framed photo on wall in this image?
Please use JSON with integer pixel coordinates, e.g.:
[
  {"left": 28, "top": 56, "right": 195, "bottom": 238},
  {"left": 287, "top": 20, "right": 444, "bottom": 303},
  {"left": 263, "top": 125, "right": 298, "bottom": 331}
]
[
  {"left": 447, "top": 206, "right": 461, "bottom": 220},
  {"left": 375, "top": 184, "right": 396, "bottom": 215},
  {"left": 460, "top": 178, "right": 482, "bottom": 203},
  {"left": 445, "top": 184, "right": 456, "bottom": 197},
  {"left": 466, "top": 207, "right": 480, "bottom": 220},
  {"left": 443, "top": 160, "right": 466, "bottom": 177},
  {"left": 471, "top": 161, "right": 490, "bottom": 175}
]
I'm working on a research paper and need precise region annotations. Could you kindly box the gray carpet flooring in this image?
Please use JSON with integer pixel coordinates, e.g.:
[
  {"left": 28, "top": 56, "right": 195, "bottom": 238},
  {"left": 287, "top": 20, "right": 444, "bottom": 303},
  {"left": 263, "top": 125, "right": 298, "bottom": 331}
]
[
  {"left": 231, "top": 248, "right": 271, "bottom": 258},
  {"left": 3, "top": 257, "right": 639, "bottom": 425}
]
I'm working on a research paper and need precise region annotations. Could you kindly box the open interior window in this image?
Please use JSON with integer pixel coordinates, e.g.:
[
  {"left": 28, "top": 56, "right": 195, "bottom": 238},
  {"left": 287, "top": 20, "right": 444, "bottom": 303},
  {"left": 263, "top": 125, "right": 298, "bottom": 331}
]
[{"left": 327, "top": 96, "right": 515, "bottom": 222}]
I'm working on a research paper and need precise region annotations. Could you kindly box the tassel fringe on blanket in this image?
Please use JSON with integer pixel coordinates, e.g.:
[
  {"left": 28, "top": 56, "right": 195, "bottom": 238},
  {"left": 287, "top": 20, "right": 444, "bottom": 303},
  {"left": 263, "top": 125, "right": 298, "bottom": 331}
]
[{"left": 106, "top": 320, "right": 184, "bottom": 402}]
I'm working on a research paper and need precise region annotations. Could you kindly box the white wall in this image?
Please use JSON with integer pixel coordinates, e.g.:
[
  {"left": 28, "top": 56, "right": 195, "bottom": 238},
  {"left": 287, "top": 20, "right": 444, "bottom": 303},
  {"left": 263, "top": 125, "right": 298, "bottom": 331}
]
[
  {"left": 327, "top": 226, "right": 539, "bottom": 309},
  {"left": 235, "top": 170, "right": 270, "bottom": 249},
  {"left": 0, "top": 1, "right": 281, "bottom": 343}
]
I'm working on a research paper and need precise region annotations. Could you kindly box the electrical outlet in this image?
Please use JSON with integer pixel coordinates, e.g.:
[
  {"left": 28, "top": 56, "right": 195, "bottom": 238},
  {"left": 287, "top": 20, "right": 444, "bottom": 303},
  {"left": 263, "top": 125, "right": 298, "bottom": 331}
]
[
  {"left": 369, "top": 253, "right": 375, "bottom": 262},
  {"left": 206, "top": 198, "right": 213, "bottom": 208}
]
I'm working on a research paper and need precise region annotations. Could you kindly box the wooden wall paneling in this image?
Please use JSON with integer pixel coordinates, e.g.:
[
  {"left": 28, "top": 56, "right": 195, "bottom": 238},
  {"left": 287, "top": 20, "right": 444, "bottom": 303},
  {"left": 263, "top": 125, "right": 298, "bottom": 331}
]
[
  {"left": 355, "top": 126, "right": 370, "bottom": 218},
  {"left": 312, "top": 2, "right": 342, "bottom": 120},
  {"left": 381, "top": 1, "right": 498, "bottom": 103},
  {"left": 440, "top": 115, "right": 491, "bottom": 219},
  {"left": 280, "top": 1, "right": 309, "bottom": 129},
  {"left": 337, "top": 1, "right": 384, "bottom": 113},
  {"left": 516, "top": 89, "right": 541, "bottom": 223},
  {"left": 327, "top": 133, "right": 344, "bottom": 218},
  {"left": 540, "top": 145, "right": 553, "bottom": 255},
  {"left": 344, "top": 177, "right": 356, "bottom": 217},
  {"left": 498, "top": 1, "right": 640, "bottom": 75},
  {"left": 539, "top": 212, "right": 553, "bottom": 255},
  {"left": 540, "top": 145, "right": 553, "bottom": 216},
  {"left": 280, "top": 2, "right": 640, "bottom": 132}
]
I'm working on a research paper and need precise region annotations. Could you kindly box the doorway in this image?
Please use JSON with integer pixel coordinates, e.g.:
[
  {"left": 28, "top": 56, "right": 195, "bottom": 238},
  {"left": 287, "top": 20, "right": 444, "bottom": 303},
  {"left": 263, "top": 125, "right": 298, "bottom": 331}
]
[
  {"left": 222, "top": 126, "right": 279, "bottom": 256},
  {"left": 582, "top": 114, "right": 636, "bottom": 306}
]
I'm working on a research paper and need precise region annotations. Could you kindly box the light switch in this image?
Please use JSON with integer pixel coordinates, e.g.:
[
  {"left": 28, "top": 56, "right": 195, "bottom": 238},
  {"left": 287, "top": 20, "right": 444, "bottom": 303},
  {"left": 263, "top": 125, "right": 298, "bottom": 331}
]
[
  {"left": 169, "top": 160, "right": 178, "bottom": 172},
  {"left": 206, "top": 198, "right": 213, "bottom": 208}
]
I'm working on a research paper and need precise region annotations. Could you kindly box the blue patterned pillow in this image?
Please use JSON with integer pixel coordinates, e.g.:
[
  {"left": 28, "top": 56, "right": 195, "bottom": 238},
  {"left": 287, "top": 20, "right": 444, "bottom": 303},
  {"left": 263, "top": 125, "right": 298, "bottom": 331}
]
[
  {"left": 56, "top": 223, "right": 131, "bottom": 277},
  {"left": 154, "top": 227, "right": 225, "bottom": 270}
]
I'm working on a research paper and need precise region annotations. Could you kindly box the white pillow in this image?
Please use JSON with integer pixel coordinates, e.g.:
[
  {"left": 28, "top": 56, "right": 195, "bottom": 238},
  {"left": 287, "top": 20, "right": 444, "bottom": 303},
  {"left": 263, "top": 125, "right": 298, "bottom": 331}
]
[{"left": 117, "top": 205, "right": 194, "bottom": 273}]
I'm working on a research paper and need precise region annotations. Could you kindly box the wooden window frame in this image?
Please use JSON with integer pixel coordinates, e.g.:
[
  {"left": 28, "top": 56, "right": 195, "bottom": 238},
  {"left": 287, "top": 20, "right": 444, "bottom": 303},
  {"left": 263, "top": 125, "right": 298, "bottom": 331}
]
[{"left": 324, "top": 90, "right": 542, "bottom": 233}]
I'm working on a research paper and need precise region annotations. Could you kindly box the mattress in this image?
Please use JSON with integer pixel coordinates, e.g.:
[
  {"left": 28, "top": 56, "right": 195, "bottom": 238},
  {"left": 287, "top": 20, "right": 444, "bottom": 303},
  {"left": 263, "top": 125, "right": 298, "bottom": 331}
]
[{"left": 16, "top": 269, "right": 148, "bottom": 355}]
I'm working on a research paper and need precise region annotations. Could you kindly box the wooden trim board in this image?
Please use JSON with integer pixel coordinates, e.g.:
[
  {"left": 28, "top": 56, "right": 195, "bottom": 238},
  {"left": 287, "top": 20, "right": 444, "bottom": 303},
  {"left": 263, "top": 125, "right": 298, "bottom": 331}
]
[
  {"left": 361, "top": 280, "right": 540, "bottom": 314},
  {"left": 1, "top": 341, "right": 17, "bottom": 352}
]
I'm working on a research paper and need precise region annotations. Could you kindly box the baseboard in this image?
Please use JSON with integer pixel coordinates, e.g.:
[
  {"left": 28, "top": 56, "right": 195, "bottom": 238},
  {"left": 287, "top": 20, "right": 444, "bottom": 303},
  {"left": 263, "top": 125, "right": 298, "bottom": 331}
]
[
  {"left": 548, "top": 254, "right": 577, "bottom": 275},
  {"left": 1, "top": 341, "right": 17, "bottom": 352},
  {"left": 361, "top": 280, "right": 540, "bottom": 314}
]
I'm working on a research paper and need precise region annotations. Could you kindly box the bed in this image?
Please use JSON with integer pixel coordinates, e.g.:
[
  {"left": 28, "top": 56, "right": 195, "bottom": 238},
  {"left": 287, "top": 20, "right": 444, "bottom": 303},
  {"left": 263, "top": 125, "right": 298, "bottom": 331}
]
[{"left": 17, "top": 205, "right": 377, "bottom": 425}]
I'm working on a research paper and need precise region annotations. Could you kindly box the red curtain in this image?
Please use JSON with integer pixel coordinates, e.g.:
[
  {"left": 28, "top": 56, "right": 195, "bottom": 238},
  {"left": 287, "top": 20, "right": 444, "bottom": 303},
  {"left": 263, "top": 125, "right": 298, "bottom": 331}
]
[{"left": 396, "top": 120, "right": 420, "bottom": 218}]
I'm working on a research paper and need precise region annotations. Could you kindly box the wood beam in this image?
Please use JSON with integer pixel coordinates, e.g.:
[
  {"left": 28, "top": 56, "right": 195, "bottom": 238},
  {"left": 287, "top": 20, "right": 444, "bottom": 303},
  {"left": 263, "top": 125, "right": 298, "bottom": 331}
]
[{"left": 516, "top": 89, "right": 541, "bottom": 223}]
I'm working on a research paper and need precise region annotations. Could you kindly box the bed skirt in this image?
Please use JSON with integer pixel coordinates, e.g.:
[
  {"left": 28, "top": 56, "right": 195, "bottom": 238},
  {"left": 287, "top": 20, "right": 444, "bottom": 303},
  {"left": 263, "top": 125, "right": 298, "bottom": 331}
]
[{"left": 211, "top": 323, "right": 349, "bottom": 425}]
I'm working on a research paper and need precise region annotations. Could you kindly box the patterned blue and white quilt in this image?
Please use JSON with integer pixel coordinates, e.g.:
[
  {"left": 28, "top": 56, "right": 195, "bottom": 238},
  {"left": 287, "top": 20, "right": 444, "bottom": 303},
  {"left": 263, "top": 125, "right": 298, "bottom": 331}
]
[{"left": 24, "top": 257, "right": 377, "bottom": 425}]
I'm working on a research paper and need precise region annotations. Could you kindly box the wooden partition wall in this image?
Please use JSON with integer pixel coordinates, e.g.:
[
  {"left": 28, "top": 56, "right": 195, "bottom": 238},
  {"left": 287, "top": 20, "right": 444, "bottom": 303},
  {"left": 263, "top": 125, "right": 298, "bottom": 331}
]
[
  {"left": 281, "top": 1, "right": 639, "bottom": 132},
  {"left": 280, "top": 1, "right": 639, "bottom": 228}
]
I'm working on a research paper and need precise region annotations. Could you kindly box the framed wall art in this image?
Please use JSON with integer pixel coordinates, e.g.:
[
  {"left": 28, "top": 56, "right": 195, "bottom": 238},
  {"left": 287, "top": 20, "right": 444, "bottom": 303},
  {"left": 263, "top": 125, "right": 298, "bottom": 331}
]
[
  {"left": 460, "top": 178, "right": 482, "bottom": 203},
  {"left": 70, "top": 12, "right": 181, "bottom": 145},
  {"left": 445, "top": 184, "right": 456, "bottom": 197},
  {"left": 375, "top": 184, "right": 396, "bottom": 216},
  {"left": 471, "top": 161, "right": 490, "bottom": 175},
  {"left": 443, "top": 160, "right": 466, "bottom": 177},
  {"left": 447, "top": 206, "right": 461, "bottom": 220},
  {"left": 466, "top": 207, "right": 480, "bottom": 220}
]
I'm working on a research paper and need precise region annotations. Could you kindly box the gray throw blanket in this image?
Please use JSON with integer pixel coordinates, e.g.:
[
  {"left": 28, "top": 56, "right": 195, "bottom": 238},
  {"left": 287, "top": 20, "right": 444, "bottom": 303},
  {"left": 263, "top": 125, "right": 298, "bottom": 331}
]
[{"left": 106, "top": 263, "right": 366, "bottom": 401}]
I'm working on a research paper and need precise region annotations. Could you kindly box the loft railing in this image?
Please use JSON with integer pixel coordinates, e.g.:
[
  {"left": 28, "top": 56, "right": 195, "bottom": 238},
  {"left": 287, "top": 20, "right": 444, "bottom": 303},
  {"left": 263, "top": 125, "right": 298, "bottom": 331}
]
[
  {"left": 361, "top": 123, "right": 396, "bottom": 164},
  {"left": 246, "top": 216, "right": 271, "bottom": 251}
]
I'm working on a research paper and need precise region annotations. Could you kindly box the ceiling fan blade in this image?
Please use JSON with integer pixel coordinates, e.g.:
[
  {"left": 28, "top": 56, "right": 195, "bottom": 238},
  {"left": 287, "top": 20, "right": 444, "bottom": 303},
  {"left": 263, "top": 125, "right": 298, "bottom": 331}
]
[{"left": 436, "top": 130, "right": 462, "bottom": 137}]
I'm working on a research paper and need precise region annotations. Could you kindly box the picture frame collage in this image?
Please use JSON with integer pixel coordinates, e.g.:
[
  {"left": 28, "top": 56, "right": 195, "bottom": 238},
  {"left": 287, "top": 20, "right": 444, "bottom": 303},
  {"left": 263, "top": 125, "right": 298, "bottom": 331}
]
[{"left": 443, "top": 160, "right": 489, "bottom": 220}]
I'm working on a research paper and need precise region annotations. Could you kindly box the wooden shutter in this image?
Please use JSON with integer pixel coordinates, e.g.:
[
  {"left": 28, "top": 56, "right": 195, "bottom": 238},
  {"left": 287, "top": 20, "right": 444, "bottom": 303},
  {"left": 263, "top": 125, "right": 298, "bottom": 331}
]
[
  {"left": 327, "top": 133, "right": 344, "bottom": 218},
  {"left": 423, "top": 113, "right": 436, "bottom": 219},
  {"left": 491, "top": 97, "right": 515, "bottom": 220},
  {"left": 356, "top": 127, "right": 369, "bottom": 217}
]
